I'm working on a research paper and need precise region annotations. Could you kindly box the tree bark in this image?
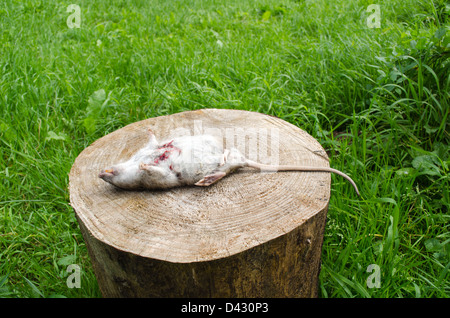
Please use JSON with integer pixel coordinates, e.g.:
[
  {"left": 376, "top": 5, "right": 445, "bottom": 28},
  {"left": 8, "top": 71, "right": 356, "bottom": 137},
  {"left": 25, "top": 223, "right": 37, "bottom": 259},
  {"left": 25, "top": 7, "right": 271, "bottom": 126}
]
[{"left": 69, "top": 109, "right": 331, "bottom": 297}]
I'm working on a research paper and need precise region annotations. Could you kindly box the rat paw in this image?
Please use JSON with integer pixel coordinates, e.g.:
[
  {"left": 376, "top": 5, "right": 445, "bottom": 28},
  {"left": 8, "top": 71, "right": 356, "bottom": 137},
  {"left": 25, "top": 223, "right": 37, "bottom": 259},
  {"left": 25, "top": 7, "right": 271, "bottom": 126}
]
[
  {"left": 219, "top": 149, "right": 230, "bottom": 166},
  {"left": 139, "top": 162, "right": 152, "bottom": 170},
  {"left": 145, "top": 128, "right": 158, "bottom": 146},
  {"left": 195, "top": 171, "right": 227, "bottom": 186}
]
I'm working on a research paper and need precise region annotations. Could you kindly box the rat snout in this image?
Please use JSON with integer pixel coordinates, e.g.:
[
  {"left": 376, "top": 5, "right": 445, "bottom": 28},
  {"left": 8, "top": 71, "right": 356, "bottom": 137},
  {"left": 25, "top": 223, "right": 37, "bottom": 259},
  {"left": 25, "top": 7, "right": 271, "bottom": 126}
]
[
  {"left": 99, "top": 168, "right": 116, "bottom": 179},
  {"left": 98, "top": 171, "right": 109, "bottom": 179}
]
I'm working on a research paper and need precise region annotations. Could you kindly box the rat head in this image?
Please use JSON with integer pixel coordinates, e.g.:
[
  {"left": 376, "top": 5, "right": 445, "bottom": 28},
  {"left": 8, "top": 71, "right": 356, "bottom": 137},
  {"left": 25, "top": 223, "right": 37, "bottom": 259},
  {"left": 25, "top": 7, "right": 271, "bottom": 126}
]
[{"left": 98, "top": 162, "right": 143, "bottom": 189}]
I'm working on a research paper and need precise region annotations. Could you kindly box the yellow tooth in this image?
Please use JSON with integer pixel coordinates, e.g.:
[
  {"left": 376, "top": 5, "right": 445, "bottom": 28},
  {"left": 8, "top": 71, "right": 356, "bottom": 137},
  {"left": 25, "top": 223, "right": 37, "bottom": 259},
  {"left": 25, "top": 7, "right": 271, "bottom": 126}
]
[{"left": 105, "top": 169, "right": 113, "bottom": 173}]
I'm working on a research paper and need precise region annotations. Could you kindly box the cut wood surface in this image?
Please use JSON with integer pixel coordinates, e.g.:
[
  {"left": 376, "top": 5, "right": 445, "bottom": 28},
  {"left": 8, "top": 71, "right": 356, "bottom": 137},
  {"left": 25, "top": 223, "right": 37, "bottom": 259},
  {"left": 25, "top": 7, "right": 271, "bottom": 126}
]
[{"left": 69, "top": 109, "right": 331, "bottom": 297}]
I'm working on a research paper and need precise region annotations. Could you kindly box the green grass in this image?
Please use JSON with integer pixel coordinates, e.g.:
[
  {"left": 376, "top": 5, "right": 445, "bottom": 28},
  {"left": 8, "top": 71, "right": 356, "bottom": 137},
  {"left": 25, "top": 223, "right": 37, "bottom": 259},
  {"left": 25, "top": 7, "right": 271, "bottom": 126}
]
[{"left": 0, "top": 0, "right": 448, "bottom": 297}]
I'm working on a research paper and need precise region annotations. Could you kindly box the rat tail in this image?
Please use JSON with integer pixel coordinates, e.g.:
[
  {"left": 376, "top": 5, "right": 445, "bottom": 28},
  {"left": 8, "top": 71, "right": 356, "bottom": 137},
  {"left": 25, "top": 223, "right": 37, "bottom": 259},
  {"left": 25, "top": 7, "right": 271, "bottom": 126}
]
[{"left": 245, "top": 160, "right": 360, "bottom": 196}]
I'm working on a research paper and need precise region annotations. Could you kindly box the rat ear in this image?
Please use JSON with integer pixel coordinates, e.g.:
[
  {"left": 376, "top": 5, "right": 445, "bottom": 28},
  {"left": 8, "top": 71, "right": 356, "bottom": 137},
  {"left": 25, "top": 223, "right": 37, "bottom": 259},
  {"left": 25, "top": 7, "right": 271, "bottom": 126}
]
[{"left": 195, "top": 171, "right": 227, "bottom": 187}]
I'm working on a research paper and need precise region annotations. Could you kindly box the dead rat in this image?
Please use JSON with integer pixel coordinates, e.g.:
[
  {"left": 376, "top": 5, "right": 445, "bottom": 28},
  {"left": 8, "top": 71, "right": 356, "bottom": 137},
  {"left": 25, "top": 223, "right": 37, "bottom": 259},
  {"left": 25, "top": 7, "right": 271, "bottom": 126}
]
[{"left": 99, "top": 128, "right": 360, "bottom": 196}]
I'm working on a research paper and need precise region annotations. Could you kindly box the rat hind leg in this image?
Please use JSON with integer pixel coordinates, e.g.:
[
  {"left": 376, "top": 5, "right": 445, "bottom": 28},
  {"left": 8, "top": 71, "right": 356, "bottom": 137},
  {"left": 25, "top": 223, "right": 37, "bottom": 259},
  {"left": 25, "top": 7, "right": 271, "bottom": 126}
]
[
  {"left": 194, "top": 171, "right": 227, "bottom": 186},
  {"left": 195, "top": 148, "right": 245, "bottom": 187},
  {"left": 193, "top": 148, "right": 231, "bottom": 186}
]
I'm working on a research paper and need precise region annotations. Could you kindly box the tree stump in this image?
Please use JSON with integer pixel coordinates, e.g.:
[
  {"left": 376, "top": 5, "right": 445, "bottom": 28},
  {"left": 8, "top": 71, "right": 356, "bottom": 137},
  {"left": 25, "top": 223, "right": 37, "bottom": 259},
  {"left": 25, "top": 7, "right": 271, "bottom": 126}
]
[{"left": 69, "top": 109, "right": 331, "bottom": 297}]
